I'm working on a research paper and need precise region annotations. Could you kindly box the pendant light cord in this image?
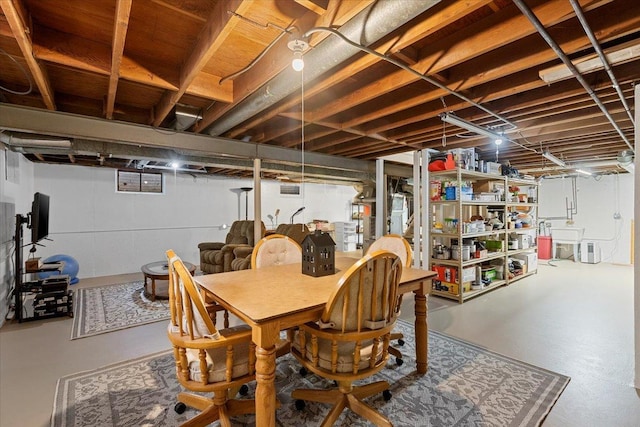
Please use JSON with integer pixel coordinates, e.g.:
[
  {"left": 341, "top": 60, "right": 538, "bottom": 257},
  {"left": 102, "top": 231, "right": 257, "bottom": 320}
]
[{"left": 301, "top": 68, "right": 305, "bottom": 217}]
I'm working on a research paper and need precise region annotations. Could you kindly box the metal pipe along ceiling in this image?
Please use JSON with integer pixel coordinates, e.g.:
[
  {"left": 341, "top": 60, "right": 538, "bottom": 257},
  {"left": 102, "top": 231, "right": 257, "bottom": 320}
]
[
  {"left": 569, "top": 0, "right": 634, "bottom": 125},
  {"left": 202, "top": 0, "right": 442, "bottom": 136},
  {"left": 512, "top": 0, "right": 634, "bottom": 152}
]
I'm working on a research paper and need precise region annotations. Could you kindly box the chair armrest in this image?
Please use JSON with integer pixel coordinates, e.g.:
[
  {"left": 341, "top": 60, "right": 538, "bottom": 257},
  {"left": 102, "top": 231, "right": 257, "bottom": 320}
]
[
  {"left": 198, "top": 242, "right": 224, "bottom": 251},
  {"left": 221, "top": 243, "right": 252, "bottom": 254},
  {"left": 233, "top": 246, "right": 254, "bottom": 259}
]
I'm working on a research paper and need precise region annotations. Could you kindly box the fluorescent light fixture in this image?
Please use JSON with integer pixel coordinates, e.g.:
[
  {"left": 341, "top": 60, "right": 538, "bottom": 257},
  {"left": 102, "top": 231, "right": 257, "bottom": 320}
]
[
  {"left": 539, "top": 39, "right": 640, "bottom": 84},
  {"left": 542, "top": 150, "right": 566, "bottom": 167},
  {"left": 143, "top": 164, "right": 207, "bottom": 173},
  {"left": 440, "top": 113, "right": 507, "bottom": 142},
  {"left": 575, "top": 169, "right": 592, "bottom": 176}
]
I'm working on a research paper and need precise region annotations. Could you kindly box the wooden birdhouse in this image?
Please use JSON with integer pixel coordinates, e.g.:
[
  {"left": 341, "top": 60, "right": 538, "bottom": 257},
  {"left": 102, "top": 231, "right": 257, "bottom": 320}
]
[{"left": 302, "top": 230, "right": 336, "bottom": 277}]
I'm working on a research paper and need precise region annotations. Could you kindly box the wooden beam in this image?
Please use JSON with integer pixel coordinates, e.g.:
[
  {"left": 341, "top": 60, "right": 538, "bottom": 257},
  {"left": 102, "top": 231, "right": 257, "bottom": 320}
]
[
  {"left": 31, "top": 27, "right": 232, "bottom": 100},
  {"left": 151, "top": 0, "right": 249, "bottom": 126},
  {"left": 294, "top": 0, "right": 328, "bottom": 15},
  {"left": 106, "top": 0, "right": 132, "bottom": 119},
  {"left": 224, "top": 0, "right": 493, "bottom": 141},
  {"left": 1, "top": 0, "right": 56, "bottom": 110},
  {"left": 195, "top": 0, "right": 378, "bottom": 134},
  {"left": 305, "top": 0, "right": 610, "bottom": 125}
]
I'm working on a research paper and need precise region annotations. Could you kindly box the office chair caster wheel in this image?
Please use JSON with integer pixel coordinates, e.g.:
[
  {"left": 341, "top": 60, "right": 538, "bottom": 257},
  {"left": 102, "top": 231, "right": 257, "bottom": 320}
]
[
  {"left": 239, "top": 384, "right": 249, "bottom": 396},
  {"left": 299, "top": 367, "right": 308, "bottom": 376},
  {"left": 395, "top": 357, "right": 403, "bottom": 366},
  {"left": 397, "top": 339, "right": 405, "bottom": 346},
  {"left": 383, "top": 390, "right": 392, "bottom": 401},
  {"left": 174, "top": 402, "right": 187, "bottom": 414},
  {"left": 295, "top": 399, "right": 306, "bottom": 410}
]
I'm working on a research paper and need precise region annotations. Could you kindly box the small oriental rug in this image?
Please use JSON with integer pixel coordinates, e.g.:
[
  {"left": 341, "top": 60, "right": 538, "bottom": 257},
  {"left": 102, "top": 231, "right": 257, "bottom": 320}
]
[
  {"left": 70, "top": 281, "right": 169, "bottom": 340},
  {"left": 54, "top": 320, "right": 569, "bottom": 426}
]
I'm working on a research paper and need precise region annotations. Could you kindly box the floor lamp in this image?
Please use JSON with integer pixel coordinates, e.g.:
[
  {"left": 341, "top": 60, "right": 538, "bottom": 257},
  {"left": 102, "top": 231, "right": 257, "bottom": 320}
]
[{"left": 240, "top": 187, "right": 252, "bottom": 220}]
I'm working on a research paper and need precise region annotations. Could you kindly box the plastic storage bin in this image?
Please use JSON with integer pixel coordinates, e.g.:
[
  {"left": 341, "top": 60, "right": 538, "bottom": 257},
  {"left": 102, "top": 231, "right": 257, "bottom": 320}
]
[{"left": 538, "top": 236, "right": 552, "bottom": 260}]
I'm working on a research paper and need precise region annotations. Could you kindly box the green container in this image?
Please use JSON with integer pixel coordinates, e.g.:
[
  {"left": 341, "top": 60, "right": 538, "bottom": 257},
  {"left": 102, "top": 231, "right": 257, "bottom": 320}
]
[
  {"left": 481, "top": 267, "right": 496, "bottom": 281},
  {"left": 484, "top": 240, "right": 503, "bottom": 252}
]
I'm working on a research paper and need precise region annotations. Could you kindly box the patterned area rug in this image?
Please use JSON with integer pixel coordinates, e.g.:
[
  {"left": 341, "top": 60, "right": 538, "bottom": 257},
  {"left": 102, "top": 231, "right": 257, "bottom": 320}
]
[
  {"left": 70, "top": 281, "right": 170, "bottom": 340},
  {"left": 53, "top": 320, "right": 569, "bottom": 426}
]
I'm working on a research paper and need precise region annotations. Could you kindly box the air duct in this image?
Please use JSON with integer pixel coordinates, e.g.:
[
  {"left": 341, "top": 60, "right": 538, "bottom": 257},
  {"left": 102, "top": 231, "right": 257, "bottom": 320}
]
[
  {"left": 202, "top": 0, "right": 442, "bottom": 136},
  {"left": 173, "top": 104, "right": 202, "bottom": 131},
  {"left": 0, "top": 132, "right": 71, "bottom": 149}
]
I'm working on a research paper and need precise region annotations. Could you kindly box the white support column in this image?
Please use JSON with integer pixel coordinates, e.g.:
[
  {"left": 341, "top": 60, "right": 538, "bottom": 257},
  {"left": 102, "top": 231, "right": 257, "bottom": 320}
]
[
  {"left": 421, "top": 150, "right": 430, "bottom": 270},
  {"left": 376, "top": 159, "right": 385, "bottom": 239},
  {"left": 413, "top": 151, "right": 421, "bottom": 268},
  {"left": 634, "top": 83, "right": 639, "bottom": 389},
  {"left": 254, "top": 158, "right": 262, "bottom": 245}
]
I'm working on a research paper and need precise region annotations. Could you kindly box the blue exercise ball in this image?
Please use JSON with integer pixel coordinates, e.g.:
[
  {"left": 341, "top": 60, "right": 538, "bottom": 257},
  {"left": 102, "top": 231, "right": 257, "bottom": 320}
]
[{"left": 38, "top": 254, "right": 80, "bottom": 285}]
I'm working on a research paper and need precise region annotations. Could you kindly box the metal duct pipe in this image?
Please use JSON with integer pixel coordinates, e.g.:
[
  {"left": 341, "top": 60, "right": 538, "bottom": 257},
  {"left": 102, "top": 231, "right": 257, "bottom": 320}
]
[
  {"left": 512, "top": 0, "right": 634, "bottom": 151},
  {"left": 569, "top": 0, "right": 634, "bottom": 125},
  {"left": 0, "top": 132, "right": 71, "bottom": 148},
  {"left": 203, "top": 0, "right": 441, "bottom": 136}
]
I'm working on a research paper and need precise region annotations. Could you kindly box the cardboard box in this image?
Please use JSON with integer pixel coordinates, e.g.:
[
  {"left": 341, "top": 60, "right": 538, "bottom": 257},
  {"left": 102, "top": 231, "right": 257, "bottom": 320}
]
[
  {"left": 513, "top": 252, "right": 538, "bottom": 272},
  {"left": 25, "top": 257, "right": 42, "bottom": 272},
  {"left": 486, "top": 161, "right": 501, "bottom": 175}
]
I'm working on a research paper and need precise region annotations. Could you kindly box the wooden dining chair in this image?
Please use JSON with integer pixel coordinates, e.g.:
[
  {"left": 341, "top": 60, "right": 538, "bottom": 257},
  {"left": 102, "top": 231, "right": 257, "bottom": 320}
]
[
  {"left": 251, "top": 233, "right": 302, "bottom": 269},
  {"left": 366, "top": 234, "right": 413, "bottom": 366},
  {"left": 251, "top": 234, "right": 302, "bottom": 353},
  {"left": 165, "top": 249, "right": 256, "bottom": 427},
  {"left": 291, "top": 250, "right": 403, "bottom": 427}
]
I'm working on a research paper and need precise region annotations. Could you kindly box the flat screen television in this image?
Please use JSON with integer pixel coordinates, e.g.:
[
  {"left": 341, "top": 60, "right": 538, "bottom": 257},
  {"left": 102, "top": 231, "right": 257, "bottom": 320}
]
[{"left": 30, "top": 192, "right": 50, "bottom": 244}]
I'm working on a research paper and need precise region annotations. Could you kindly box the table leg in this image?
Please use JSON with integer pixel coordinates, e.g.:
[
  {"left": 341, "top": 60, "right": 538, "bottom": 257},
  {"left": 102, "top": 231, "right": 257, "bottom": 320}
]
[
  {"left": 414, "top": 289, "right": 428, "bottom": 374},
  {"left": 253, "top": 325, "right": 278, "bottom": 427}
]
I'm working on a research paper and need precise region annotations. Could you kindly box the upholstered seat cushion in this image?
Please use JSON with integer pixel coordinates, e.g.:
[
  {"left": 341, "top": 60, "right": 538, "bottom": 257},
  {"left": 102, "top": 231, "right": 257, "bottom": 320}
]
[
  {"left": 292, "top": 329, "right": 383, "bottom": 373},
  {"left": 168, "top": 323, "right": 253, "bottom": 383}
]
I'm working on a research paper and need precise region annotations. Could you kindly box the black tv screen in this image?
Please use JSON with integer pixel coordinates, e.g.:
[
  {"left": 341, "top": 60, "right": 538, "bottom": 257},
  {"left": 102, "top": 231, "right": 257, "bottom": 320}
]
[{"left": 30, "top": 192, "right": 50, "bottom": 244}]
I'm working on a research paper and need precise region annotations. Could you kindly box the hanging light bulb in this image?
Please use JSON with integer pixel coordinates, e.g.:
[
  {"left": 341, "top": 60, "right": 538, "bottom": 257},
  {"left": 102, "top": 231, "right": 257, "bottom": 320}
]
[
  {"left": 288, "top": 38, "right": 308, "bottom": 72},
  {"left": 292, "top": 51, "right": 304, "bottom": 71}
]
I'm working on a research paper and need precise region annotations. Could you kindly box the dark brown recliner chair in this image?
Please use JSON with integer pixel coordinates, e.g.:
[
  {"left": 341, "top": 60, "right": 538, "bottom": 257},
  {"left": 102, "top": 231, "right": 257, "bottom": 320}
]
[
  {"left": 274, "top": 223, "right": 310, "bottom": 245},
  {"left": 198, "top": 220, "right": 265, "bottom": 274},
  {"left": 230, "top": 223, "right": 309, "bottom": 272}
]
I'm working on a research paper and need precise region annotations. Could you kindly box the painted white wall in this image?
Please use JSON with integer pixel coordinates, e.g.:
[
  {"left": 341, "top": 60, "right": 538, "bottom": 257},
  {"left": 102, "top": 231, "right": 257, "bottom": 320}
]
[
  {"left": 538, "top": 173, "right": 634, "bottom": 264},
  {"left": 32, "top": 163, "right": 357, "bottom": 278},
  {"left": 0, "top": 148, "right": 35, "bottom": 324}
]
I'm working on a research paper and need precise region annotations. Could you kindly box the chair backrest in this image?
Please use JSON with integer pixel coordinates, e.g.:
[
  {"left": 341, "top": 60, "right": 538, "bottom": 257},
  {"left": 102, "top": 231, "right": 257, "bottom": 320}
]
[
  {"left": 366, "top": 234, "right": 413, "bottom": 267},
  {"left": 167, "top": 249, "right": 219, "bottom": 340},
  {"left": 322, "top": 250, "right": 402, "bottom": 332},
  {"left": 225, "top": 220, "right": 265, "bottom": 246},
  {"left": 251, "top": 234, "right": 302, "bottom": 269}
]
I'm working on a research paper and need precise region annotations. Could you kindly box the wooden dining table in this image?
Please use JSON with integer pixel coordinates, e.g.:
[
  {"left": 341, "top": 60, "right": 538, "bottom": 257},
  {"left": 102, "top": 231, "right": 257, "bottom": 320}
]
[{"left": 195, "top": 256, "right": 436, "bottom": 427}]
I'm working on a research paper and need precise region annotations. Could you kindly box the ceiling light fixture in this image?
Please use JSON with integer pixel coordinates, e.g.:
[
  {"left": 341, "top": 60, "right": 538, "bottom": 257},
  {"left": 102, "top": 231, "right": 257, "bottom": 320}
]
[
  {"left": 288, "top": 38, "right": 309, "bottom": 72},
  {"left": 542, "top": 150, "right": 566, "bottom": 167},
  {"left": 617, "top": 149, "right": 635, "bottom": 174},
  {"left": 575, "top": 169, "right": 592, "bottom": 176},
  {"left": 539, "top": 39, "right": 640, "bottom": 84},
  {"left": 440, "top": 113, "right": 507, "bottom": 142}
]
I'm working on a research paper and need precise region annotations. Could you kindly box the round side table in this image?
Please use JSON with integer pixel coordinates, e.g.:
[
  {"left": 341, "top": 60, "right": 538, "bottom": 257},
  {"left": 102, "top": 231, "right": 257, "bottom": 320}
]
[{"left": 141, "top": 260, "right": 196, "bottom": 300}]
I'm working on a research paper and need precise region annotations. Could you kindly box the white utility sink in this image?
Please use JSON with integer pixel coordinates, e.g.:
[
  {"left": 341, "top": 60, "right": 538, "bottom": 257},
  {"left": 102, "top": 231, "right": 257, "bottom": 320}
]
[
  {"left": 550, "top": 227, "right": 584, "bottom": 261},
  {"left": 551, "top": 227, "right": 585, "bottom": 243}
]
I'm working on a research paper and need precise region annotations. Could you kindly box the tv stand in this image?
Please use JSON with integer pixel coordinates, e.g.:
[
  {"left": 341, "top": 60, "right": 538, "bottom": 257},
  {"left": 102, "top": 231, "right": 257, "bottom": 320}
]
[{"left": 13, "top": 214, "right": 73, "bottom": 322}]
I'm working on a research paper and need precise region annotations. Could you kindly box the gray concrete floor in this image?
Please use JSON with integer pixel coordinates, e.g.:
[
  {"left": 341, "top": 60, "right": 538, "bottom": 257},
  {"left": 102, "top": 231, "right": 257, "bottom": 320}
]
[{"left": 1, "top": 261, "right": 639, "bottom": 426}]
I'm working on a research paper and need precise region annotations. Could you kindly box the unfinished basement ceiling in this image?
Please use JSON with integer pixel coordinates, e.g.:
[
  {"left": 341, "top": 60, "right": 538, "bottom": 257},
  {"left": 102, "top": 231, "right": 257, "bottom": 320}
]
[{"left": 0, "top": 0, "right": 638, "bottom": 180}]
